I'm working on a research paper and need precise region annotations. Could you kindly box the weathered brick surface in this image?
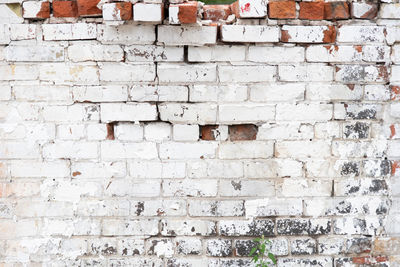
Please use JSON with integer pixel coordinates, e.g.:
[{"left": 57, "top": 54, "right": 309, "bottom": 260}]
[{"left": 1, "top": 1, "right": 398, "bottom": 266}]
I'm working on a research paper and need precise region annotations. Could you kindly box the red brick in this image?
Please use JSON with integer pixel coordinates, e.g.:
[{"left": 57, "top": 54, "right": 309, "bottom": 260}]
[
  {"left": 200, "top": 125, "right": 218, "bottom": 140},
  {"left": 299, "top": 2, "right": 324, "bottom": 20},
  {"left": 37, "top": 2, "right": 51, "bottom": 18},
  {"left": 322, "top": 25, "right": 337, "bottom": 43},
  {"left": 53, "top": 0, "right": 78, "bottom": 18},
  {"left": 269, "top": 1, "right": 296, "bottom": 19},
  {"left": 106, "top": 123, "right": 115, "bottom": 140},
  {"left": 114, "top": 2, "right": 133, "bottom": 20},
  {"left": 392, "top": 161, "right": 400, "bottom": 176},
  {"left": 203, "top": 5, "right": 231, "bottom": 21},
  {"left": 391, "top": 85, "right": 400, "bottom": 101},
  {"left": 171, "top": 1, "right": 198, "bottom": 24},
  {"left": 77, "top": 0, "right": 101, "bottom": 17},
  {"left": 229, "top": 125, "right": 258, "bottom": 141},
  {"left": 352, "top": 256, "right": 388, "bottom": 265},
  {"left": 324, "top": 2, "right": 349, "bottom": 20}
]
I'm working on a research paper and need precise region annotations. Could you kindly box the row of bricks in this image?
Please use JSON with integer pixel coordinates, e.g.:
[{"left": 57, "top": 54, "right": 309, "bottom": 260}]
[
  {"left": 1, "top": 44, "right": 399, "bottom": 63},
  {"left": 2, "top": 23, "right": 398, "bottom": 45},
  {"left": 1, "top": 139, "right": 398, "bottom": 160},
  {"left": 18, "top": 0, "right": 396, "bottom": 22},
  {"left": 0, "top": 216, "right": 384, "bottom": 237},
  {"left": 0, "top": 63, "right": 396, "bottom": 83},
  {"left": 0, "top": 83, "right": 398, "bottom": 103}
]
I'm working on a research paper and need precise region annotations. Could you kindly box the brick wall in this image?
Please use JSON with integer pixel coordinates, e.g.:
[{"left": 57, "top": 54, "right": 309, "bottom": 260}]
[{"left": 0, "top": 0, "right": 399, "bottom": 266}]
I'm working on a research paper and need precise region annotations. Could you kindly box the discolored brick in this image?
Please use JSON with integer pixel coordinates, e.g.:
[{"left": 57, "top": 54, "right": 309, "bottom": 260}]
[
  {"left": 324, "top": 2, "right": 350, "bottom": 20},
  {"left": 229, "top": 124, "right": 258, "bottom": 141},
  {"left": 269, "top": 1, "right": 296, "bottom": 19},
  {"left": 77, "top": 0, "right": 101, "bottom": 17},
  {"left": 203, "top": 5, "right": 231, "bottom": 21},
  {"left": 299, "top": 2, "right": 324, "bottom": 20},
  {"left": 53, "top": 0, "right": 78, "bottom": 17}
]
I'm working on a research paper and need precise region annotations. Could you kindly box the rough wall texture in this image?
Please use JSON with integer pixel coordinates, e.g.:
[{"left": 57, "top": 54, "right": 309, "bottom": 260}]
[{"left": 0, "top": 0, "right": 400, "bottom": 266}]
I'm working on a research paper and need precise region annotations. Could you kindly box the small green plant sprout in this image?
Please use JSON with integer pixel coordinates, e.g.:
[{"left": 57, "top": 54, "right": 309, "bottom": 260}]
[{"left": 249, "top": 235, "right": 277, "bottom": 267}]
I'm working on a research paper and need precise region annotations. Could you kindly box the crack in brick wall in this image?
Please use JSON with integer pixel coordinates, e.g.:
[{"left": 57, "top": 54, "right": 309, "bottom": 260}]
[{"left": 0, "top": 0, "right": 399, "bottom": 266}]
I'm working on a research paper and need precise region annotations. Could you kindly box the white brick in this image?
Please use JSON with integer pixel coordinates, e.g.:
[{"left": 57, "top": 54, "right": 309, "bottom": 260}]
[
  {"left": 100, "top": 103, "right": 157, "bottom": 122},
  {"left": 163, "top": 180, "right": 218, "bottom": 197},
  {"left": 351, "top": 3, "right": 377, "bottom": 19},
  {"left": 218, "top": 104, "right": 275, "bottom": 123},
  {"left": 0, "top": 142, "right": 39, "bottom": 159},
  {"left": 392, "top": 45, "right": 400, "bottom": 63},
  {"left": 158, "top": 26, "right": 217, "bottom": 46},
  {"left": 14, "top": 85, "right": 72, "bottom": 102},
  {"left": 389, "top": 140, "right": 400, "bottom": 157},
  {"left": 173, "top": 124, "right": 199, "bottom": 141},
  {"left": 338, "top": 26, "right": 385, "bottom": 43},
  {"left": 245, "top": 198, "right": 303, "bottom": 216},
  {"left": 235, "top": 0, "right": 267, "bottom": 18},
  {"left": 105, "top": 180, "right": 160, "bottom": 197},
  {"left": 188, "top": 200, "right": 244, "bottom": 216},
  {"left": 220, "top": 180, "right": 275, "bottom": 197},
  {"left": 279, "top": 64, "right": 333, "bottom": 82},
  {"left": 125, "top": 45, "right": 183, "bottom": 62},
  {"left": 102, "top": 3, "right": 129, "bottom": 21},
  {"left": 39, "top": 63, "right": 99, "bottom": 85},
  {"left": 0, "top": 63, "right": 38, "bottom": 80},
  {"left": 98, "top": 24, "right": 155, "bottom": 44},
  {"left": 315, "top": 122, "right": 341, "bottom": 139},
  {"left": 43, "top": 23, "right": 97, "bottom": 41},
  {"left": 57, "top": 124, "right": 85, "bottom": 140},
  {"left": 190, "top": 84, "right": 247, "bottom": 102},
  {"left": 159, "top": 103, "right": 217, "bottom": 124},
  {"left": 42, "top": 104, "right": 99, "bottom": 122},
  {"left": 257, "top": 123, "right": 313, "bottom": 140},
  {"left": 250, "top": 83, "right": 305, "bottom": 102},
  {"left": 158, "top": 63, "right": 216, "bottom": 83},
  {"left": 219, "top": 141, "right": 274, "bottom": 159},
  {"left": 71, "top": 161, "right": 126, "bottom": 178},
  {"left": 99, "top": 63, "right": 155, "bottom": 82},
  {"left": 115, "top": 123, "right": 143, "bottom": 141},
  {"left": 131, "top": 200, "right": 186, "bottom": 216},
  {"left": 306, "top": 83, "right": 363, "bottom": 101},
  {"left": 281, "top": 26, "right": 335, "bottom": 43},
  {"left": 306, "top": 45, "right": 362, "bottom": 62},
  {"left": 332, "top": 140, "right": 387, "bottom": 158},
  {"left": 0, "top": 5, "right": 23, "bottom": 24},
  {"left": 68, "top": 43, "right": 123, "bottom": 62},
  {"left": 249, "top": 46, "right": 304, "bottom": 63},
  {"left": 134, "top": 3, "right": 163, "bottom": 23},
  {"left": 387, "top": 27, "right": 400, "bottom": 45},
  {"left": 43, "top": 141, "right": 98, "bottom": 159},
  {"left": 364, "top": 85, "right": 390, "bottom": 101},
  {"left": 219, "top": 65, "right": 276, "bottom": 83},
  {"left": 9, "top": 161, "right": 69, "bottom": 178},
  {"left": 391, "top": 65, "right": 400, "bottom": 83},
  {"left": 22, "top": 1, "right": 47, "bottom": 18},
  {"left": 363, "top": 45, "right": 390, "bottom": 62},
  {"left": 221, "top": 25, "right": 279, "bottom": 43},
  {"left": 277, "top": 179, "right": 332, "bottom": 197},
  {"left": 86, "top": 122, "right": 109, "bottom": 140},
  {"left": 144, "top": 122, "right": 171, "bottom": 142},
  {"left": 379, "top": 3, "right": 400, "bottom": 18},
  {"left": 129, "top": 161, "right": 185, "bottom": 178},
  {"left": 73, "top": 85, "right": 128, "bottom": 102},
  {"left": 161, "top": 219, "right": 216, "bottom": 236},
  {"left": 188, "top": 46, "right": 246, "bottom": 62},
  {"left": 0, "top": 83, "right": 11, "bottom": 100},
  {"left": 101, "top": 142, "right": 158, "bottom": 160},
  {"left": 160, "top": 142, "right": 217, "bottom": 159},
  {"left": 336, "top": 65, "right": 388, "bottom": 83},
  {"left": 102, "top": 219, "right": 159, "bottom": 236},
  {"left": 276, "top": 103, "right": 332, "bottom": 121},
  {"left": 0, "top": 24, "right": 10, "bottom": 45},
  {"left": 10, "top": 24, "right": 36, "bottom": 40},
  {"left": 275, "top": 140, "right": 331, "bottom": 158},
  {"left": 391, "top": 103, "right": 400, "bottom": 118},
  {"left": 130, "top": 85, "right": 188, "bottom": 102}
]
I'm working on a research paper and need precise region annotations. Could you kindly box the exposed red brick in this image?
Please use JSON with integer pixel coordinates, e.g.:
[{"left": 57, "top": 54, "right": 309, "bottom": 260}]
[
  {"left": 391, "top": 85, "right": 400, "bottom": 100},
  {"left": 106, "top": 123, "right": 115, "bottom": 140},
  {"left": 229, "top": 125, "right": 258, "bottom": 141},
  {"left": 378, "top": 66, "right": 389, "bottom": 81},
  {"left": 299, "top": 2, "right": 324, "bottom": 20},
  {"left": 390, "top": 125, "right": 396, "bottom": 139},
  {"left": 72, "top": 171, "right": 81, "bottom": 177},
  {"left": 269, "top": 1, "right": 296, "bottom": 19},
  {"left": 35, "top": 2, "right": 51, "bottom": 19},
  {"left": 347, "top": 84, "right": 355, "bottom": 90},
  {"left": 200, "top": 125, "right": 218, "bottom": 140},
  {"left": 203, "top": 5, "right": 231, "bottom": 21},
  {"left": 352, "top": 256, "right": 389, "bottom": 265},
  {"left": 77, "top": 0, "right": 101, "bottom": 17},
  {"left": 322, "top": 26, "right": 336, "bottom": 43},
  {"left": 324, "top": 2, "right": 349, "bottom": 20},
  {"left": 230, "top": 1, "right": 240, "bottom": 18},
  {"left": 354, "top": 45, "right": 363, "bottom": 53},
  {"left": 172, "top": 1, "right": 198, "bottom": 24},
  {"left": 392, "top": 161, "right": 400, "bottom": 176},
  {"left": 115, "top": 2, "right": 133, "bottom": 20},
  {"left": 280, "top": 29, "right": 291, "bottom": 42},
  {"left": 53, "top": 0, "right": 78, "bottom": 18}
]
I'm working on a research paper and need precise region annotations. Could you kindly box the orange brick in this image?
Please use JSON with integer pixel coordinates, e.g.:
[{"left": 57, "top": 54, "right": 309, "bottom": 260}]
[
  {"left": 171, "top": 1, "right": 198, "bottom": 24},
  {"left": 77, "top": 0, "right": 101, "bottom": 17},
  {"left": 203, "top": 5, "right": 231, "bottom": 21},
  {"left": 299, "top": 2, "right": 324, "bottom": 20},
  {"left": 324, "top": 2, "right": 350, "bottom": 20},
  {"left": 269, "top": 1, "right": 296, "bottom": 19},
  {"left": 53, "top": 0, "right": 78, "bottom": 17}
]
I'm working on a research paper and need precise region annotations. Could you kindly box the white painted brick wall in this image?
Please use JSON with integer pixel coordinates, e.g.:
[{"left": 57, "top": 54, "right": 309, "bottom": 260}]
[{"left": 0, "top": 5, "right": 397, "bottom": 266}]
